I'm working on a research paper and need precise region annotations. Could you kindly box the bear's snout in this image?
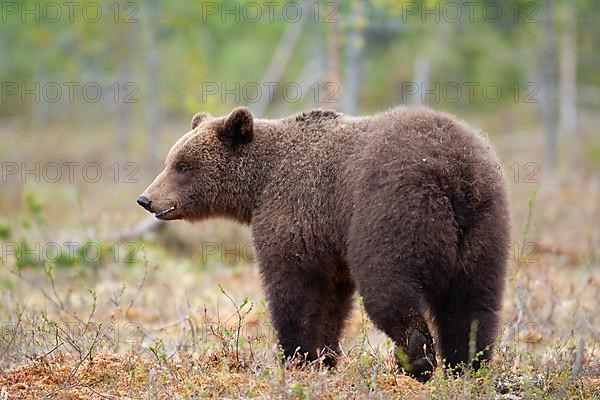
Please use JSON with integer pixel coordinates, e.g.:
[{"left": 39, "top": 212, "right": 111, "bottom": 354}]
[{"left": 137, "top": 195, "right": 152, "bottom": 211}]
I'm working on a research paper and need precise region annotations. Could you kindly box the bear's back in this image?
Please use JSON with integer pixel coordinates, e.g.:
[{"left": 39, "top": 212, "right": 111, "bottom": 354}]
[{"left": 261, "top": 106, "right": 504, "bottom": 213}]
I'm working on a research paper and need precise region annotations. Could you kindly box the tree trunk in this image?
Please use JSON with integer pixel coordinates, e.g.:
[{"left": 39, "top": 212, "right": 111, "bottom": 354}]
[
  {"left": 251, "top": 6, "right": 308, "bottom": 117},
  {"left": 411, "top": 56, "right": 430, "bottom": 106},
  {"left": 115, "top": 3, "right": 132, "bottom": 165},
  {"left": 343, "top": 0, "right": 366, "bottom": 115},
  {"left": 559, "top": 3, "right": 577, "bottom": 160},
  {"left": 541, "top": 0, "right": 558, "bottom": 169},
  {"left": 327, "top": 0, "right": 341, "bottom": 106},
  {"left": 144, "top": 0, "right": 161, "bottom": 174}
]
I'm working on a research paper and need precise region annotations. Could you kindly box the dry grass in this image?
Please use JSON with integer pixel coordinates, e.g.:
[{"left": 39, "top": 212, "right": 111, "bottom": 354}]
[{"left": 0, "top": 351, "right": 434, "bottom": 399}]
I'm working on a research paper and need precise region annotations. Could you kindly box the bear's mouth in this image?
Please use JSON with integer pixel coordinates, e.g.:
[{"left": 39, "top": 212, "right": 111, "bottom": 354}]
[{"left": 155, "top": 205, "right": 176, "bottom": 219}]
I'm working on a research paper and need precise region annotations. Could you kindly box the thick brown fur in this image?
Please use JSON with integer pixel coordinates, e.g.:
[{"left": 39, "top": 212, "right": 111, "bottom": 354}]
[{"left": 139, "top": 106, "right": 510, "bottom": 382}]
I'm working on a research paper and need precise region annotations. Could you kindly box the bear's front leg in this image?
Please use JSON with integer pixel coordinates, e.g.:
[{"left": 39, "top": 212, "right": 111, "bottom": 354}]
[
  {"left": 261, "top": 264, "right": 334, "bottom": 365},
  {"left": 252, "top": 215, "right": 344, "bottom": 367}
]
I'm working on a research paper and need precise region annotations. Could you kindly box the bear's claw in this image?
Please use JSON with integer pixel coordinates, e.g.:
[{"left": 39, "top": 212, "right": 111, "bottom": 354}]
[{"left": 403, "top": 329, "right": 437, "bottom": 382}]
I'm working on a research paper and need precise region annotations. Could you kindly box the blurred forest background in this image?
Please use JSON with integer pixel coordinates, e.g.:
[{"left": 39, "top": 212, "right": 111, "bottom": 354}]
[
  {"left": 1, "top": 0, "right": 599, "bottom": 171},
  {"left": 0, "top": 0, "right": 599, "bottom": 398}
]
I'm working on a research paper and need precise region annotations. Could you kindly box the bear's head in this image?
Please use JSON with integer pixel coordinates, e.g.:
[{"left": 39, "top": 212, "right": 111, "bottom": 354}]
[{"left": 137, "top": 107, "right": 255, "bottom": 222}]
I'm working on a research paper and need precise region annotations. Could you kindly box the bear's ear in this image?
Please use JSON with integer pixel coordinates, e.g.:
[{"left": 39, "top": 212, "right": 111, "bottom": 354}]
[
  {"left": 218, "top": 107, "right": 254, "bottom": 146},
  {"left": 191, "top": 112, "right": 211, "bottom": 129}
]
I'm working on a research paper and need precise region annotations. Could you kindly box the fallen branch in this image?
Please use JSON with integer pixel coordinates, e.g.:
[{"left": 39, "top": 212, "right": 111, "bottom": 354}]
[
  {"left": 537, "top": 241, "right": 584, "bottom": 262},
  {"left": 110, "top": 217, "right": 166, "bottom": 242}
]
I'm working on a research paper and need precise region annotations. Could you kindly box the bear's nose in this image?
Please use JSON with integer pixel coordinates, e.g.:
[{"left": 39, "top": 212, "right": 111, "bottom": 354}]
[{"left": 137, "top": 195, "right": 152, "bottom": 210}]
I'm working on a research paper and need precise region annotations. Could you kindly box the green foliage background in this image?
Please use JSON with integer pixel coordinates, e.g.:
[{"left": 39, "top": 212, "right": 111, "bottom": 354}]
[{"left": 1, "top": 0, "right": 597, "bottom": 121}]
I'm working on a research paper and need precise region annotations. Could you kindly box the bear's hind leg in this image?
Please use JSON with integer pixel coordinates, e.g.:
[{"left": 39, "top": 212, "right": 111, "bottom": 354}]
[
  {"left": 432, "top": 279, "right": 502, "bottom": 372},
  {"left": 432, "top": 199, "right": 508, "bottom": 373},
  {"left": 355, "top": 273, "right": 437, "bottom": 382}
]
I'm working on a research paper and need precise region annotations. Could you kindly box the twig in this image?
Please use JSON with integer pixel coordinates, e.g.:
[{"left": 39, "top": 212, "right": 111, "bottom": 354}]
[
  {"left": 36, "top": 342, "right": 64, "bottom": 361},
  {"left": 79, "top": 383, "right": 119, "bottom": 400},
  {"left": 4, "top": 266, "right": 113, "bottom": 346},
  {"left": 572, "top": 336, "right": 585, "bottom": 378},
  {"left": 0, "top": 308, "right": 24, "bottom": 370},
  {"left": 219, "top": 285, "right": 253, "bottom": 368},
  {"left": 45, "top": 328, "right": 103, "bottom": 398},
  {"left": 125, "top": 257, "right": 151, "bottom": 317},
  {"left": 149, "top": 316, "right": 191, "bottom": 332}
]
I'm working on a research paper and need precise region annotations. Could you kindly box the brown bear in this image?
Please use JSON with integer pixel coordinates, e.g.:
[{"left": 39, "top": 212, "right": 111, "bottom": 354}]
[{"left": 137, "top": 106, "right": 510, "bottom": 382}]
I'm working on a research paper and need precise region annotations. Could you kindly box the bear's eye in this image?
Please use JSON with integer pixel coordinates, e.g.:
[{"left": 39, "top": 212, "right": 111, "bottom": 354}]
[{"left": 175, "top": 164, "right": 187, "bottom": 174}]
